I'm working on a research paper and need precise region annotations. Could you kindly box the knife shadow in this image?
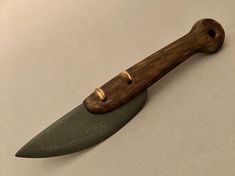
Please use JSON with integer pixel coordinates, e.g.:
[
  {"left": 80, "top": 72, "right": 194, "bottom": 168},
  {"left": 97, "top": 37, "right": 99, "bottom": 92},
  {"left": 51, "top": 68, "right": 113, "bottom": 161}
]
[
  {"left": 38, "top": 145, "right": 98, "bottom": 172},
  {"left": 146, "top": 50, "right": 224, "bottom": 104},
  {"left": 38, "top": 45, "right": 225, "bottom": 170}
]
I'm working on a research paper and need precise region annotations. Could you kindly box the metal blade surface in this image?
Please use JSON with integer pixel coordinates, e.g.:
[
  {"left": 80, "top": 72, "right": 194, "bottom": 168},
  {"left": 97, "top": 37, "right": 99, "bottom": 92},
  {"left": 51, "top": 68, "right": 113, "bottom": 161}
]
[{"left": 16, "top": 91, "right": 147, "bottom": 158}]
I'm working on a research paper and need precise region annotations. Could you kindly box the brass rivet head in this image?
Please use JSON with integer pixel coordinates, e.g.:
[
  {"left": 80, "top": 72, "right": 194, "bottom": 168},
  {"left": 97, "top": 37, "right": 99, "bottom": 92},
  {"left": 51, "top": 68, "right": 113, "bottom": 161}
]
[
  {"left": 95, "top": 88, "right": 106, "bottom": 101},
  {"left": 120, "top": 70, "right": 132, "bottom": 84}
]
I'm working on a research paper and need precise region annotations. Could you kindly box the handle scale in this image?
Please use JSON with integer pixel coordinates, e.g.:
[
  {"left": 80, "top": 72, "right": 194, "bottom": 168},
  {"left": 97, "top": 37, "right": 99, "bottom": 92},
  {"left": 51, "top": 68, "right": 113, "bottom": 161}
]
[{"left": 84, "top": 19, "right": 225, "bottom": 113}]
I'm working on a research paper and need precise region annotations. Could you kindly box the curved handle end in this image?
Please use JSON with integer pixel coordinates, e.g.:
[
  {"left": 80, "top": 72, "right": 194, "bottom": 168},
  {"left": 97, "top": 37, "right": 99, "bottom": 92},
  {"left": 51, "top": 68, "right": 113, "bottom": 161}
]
[{"left": 190, "top": 19, "right": 225, "bottom": 53}]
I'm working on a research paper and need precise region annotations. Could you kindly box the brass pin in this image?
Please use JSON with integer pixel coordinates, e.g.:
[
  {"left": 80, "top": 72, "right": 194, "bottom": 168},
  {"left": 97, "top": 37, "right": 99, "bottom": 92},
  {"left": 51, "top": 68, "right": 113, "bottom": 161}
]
[
  {"left": 120, "top": 70, "right": 132, "bottom": 84},
  {"left": 95, "top": 88, "right": 106, "bottom": 101}
]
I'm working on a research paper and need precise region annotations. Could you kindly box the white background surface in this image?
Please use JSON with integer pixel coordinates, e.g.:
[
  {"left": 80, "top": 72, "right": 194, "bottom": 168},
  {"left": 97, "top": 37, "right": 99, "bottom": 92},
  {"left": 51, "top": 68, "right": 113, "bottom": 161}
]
[{"left": 1, "top": 0, "right": 235, "bottom": 175}]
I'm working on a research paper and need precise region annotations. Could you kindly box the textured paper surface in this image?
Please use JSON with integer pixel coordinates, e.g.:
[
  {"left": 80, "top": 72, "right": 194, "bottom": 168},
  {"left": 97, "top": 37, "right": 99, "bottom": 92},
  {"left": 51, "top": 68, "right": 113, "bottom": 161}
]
[{"left": 1, "top": 1, "right": 235, "bottom": 175}]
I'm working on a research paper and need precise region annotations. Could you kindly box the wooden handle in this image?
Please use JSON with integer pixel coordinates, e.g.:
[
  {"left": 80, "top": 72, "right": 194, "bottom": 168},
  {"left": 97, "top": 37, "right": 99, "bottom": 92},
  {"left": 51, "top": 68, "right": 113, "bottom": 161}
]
[{"left": 84, "top": 19, "right": 225, "bottom": 113}]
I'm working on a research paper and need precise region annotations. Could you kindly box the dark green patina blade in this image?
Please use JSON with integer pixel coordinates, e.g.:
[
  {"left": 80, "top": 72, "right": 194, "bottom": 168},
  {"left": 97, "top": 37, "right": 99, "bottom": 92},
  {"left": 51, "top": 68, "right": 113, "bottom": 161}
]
[{"left": 16, "top": 91, "right": 147, "bottom": 158}]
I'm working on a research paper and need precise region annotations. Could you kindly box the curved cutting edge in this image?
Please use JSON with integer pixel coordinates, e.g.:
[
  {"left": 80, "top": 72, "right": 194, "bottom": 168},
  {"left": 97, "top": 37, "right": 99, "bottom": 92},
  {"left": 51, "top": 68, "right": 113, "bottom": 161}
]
[{"left": 16, "top": 91, "right": 147, "bottom": 158}]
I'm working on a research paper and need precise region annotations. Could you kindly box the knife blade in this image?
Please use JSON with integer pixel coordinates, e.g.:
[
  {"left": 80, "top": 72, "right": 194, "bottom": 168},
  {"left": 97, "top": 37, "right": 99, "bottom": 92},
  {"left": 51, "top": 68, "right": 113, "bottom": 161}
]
[
  {"left": 16, "top": 18, "right": 225, "bottom": 158},
  {"left": 16, "top": 91, "right": 147, "bottom": 158}
]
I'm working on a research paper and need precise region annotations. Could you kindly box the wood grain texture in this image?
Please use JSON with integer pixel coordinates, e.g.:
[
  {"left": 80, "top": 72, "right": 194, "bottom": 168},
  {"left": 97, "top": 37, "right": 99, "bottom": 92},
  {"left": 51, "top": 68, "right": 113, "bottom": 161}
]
[{"left": 84, "top": 19, "right": 225, "bottom": 113}]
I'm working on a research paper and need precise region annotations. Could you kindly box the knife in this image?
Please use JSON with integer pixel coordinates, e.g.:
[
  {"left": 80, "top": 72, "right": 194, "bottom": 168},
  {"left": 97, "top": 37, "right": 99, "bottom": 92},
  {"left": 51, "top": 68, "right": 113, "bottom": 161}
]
[{"left": 16, "top": 19, "right": 225, "bottom": 158}]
